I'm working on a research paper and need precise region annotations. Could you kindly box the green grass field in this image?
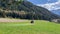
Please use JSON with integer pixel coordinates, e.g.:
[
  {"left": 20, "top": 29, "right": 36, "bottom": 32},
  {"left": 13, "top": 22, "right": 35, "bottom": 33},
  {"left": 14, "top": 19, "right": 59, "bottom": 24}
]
[{"left": 0, "top": 20, "right": 60, "bottom": 34}]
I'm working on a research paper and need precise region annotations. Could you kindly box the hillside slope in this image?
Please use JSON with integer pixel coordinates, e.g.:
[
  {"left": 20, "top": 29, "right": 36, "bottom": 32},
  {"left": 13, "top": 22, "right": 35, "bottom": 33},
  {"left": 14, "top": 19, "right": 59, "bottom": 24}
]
[{"left": 0, "top": 0, "right": 60, "bottom": 21}]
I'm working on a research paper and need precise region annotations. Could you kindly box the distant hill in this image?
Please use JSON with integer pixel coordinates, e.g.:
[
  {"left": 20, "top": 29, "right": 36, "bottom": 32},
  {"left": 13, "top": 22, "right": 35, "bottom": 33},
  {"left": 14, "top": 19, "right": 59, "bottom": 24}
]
[
  {"left": 52, "top": 9, "right": 60, "bottom": 16},
  {"left": 0, "top": 0, "right": 60, "bottom": 21}
]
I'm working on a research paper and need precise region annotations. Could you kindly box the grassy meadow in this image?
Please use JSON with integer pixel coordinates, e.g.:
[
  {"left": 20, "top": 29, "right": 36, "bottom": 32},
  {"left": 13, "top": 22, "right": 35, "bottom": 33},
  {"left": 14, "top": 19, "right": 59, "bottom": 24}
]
[{"left": 0, "top": 20, "right": 60, "bottom": 34}]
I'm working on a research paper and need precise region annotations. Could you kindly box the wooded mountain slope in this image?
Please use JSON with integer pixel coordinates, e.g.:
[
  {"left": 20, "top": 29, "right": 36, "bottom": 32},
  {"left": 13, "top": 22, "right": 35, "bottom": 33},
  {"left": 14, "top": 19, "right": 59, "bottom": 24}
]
[{"left": 0, "top": 0, "right": 60, "bottom": 21}]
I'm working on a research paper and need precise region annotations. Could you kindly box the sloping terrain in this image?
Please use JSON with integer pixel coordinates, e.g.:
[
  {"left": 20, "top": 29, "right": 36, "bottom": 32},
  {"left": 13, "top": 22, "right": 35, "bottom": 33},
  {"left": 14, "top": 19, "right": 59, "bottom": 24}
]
[{"left": 0, "top": 0, "right": 60, "bottom": 21}]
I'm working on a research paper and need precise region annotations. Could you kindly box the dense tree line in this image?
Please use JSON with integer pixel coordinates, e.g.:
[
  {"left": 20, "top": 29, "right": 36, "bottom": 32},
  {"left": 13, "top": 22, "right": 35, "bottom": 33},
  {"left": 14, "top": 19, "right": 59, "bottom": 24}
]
[{"left": 0, "top": 0, "right": 60, "bottom": 21}]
